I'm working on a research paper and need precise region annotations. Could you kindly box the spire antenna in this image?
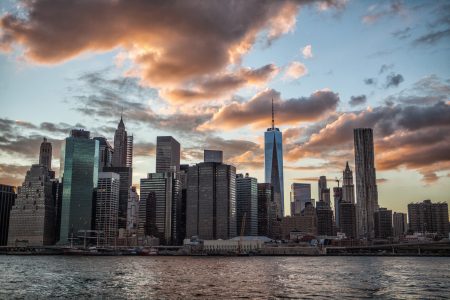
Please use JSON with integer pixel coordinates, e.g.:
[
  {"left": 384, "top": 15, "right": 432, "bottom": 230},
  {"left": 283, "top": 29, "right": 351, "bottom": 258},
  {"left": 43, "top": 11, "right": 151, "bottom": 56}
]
[{"left": 271, "top": 98, "right": 275, "bottom": 129}]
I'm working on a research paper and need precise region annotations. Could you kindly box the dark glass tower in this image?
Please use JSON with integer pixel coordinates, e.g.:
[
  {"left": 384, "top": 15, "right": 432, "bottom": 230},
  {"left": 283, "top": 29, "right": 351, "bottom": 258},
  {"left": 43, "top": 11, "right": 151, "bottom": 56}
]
[
  {"left": 156, "top": 136, "right": 180, "bottom": 173},
  {"left": 264, "top": 99, "right": 284, "bottom": 218}
]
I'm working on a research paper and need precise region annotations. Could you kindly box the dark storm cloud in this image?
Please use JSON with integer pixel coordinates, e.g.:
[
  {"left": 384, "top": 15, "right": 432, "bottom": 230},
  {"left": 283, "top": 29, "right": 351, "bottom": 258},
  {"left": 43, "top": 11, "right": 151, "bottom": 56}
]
[
  {"left": 385, "top": 73, "right": 404, "bottom": 88},
  {"left": 349, "top": 95, "right": 367, "bottom": 106}
]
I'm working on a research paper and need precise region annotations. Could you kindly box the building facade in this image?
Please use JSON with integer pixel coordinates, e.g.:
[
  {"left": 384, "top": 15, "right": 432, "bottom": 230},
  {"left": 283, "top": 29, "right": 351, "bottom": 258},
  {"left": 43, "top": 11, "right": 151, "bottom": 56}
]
[
  {"left": 236, "top": 174, "right": 258, "bottom": 236},
  {"left": 59, "top": 130, "right": 99, "bottom": 244},
  {"left": 316, "top": 201, "right": 334, "bottom": 236},
  {"left": 393, "top": 212, "right": 407, "bottom": 237},
  {"left": 126, "top": 186, "right": 140, "bottom": 233},
  {"left": 339, "top": 202, "right": 357, "bottom": 239},
  {"left": 156, "top": 136, "right": 180, "bottom": 173},
  {"left": 257, "top": 183, "right": 272, "bottom": 237},
  {"left": 204, "top": 150, "right": 223, "bottom": 163},
  {"left": 112, "top": 116, "right": 128, "bottom": 168},
  {"left": 333, "top": 187, "right": 343, "bottom": 228},
  {"left": 280, "top": 203, "right": 317, "bottom": 239},
  {"left": 318, "top": 176, "right": 327, "bottom": 203},
  {"left": 290, "top": 183, "right": 311, "bottom": 216},
  {"left": 374, "top": 208, "right": 393, "bottom": 239},
  {"left": 0, "top": 184, "right": 16, "bottom": 246},
  {"left": 39, "top": 137, "right": 52, "bottom": 170},
  {"left": 103, "top": 166, "right": 132, "bottom": 229},
  {"left": 186, "top": 162, "right": 236, "bottom": 240},
  {"left": 354, "top": 128, "right": 378, "bottom": 239},
  {"left": 8, "top": 165, "right": 55, "bottom": 246},
  {"left": 408, "top": 200, "right": 449, "bottom": 235},
  {"left": 95, "top": 172, "right": 120, "bottom": 245},
  {"left": 342, "top": 162, "right": 355, "bottom": 204},
  {"left": 93, "top": 137, "right": 113, "bottom": 172}
]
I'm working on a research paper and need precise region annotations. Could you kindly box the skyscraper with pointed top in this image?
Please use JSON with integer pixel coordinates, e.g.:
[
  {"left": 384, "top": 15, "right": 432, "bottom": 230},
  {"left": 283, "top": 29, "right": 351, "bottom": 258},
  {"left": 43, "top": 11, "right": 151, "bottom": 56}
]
[
  {"left": 264, "top": 98, "right": 284, "bottom": 218},
  {"left": 112, "top": 115, "right": 128, "bottom": 167}
]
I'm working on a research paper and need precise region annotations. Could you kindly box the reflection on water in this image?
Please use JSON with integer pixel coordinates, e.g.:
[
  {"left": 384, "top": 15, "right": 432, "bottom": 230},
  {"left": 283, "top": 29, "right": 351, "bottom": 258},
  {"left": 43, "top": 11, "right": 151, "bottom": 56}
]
[{"left": 1, "top": 256, "right": 449, "bottom": 299}]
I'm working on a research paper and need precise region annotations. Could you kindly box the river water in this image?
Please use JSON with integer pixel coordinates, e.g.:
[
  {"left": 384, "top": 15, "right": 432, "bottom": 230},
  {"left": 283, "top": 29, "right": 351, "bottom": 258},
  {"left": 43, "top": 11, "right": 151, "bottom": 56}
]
[{"left": 1, "top": 256, "right": 449, "bottom": 299}]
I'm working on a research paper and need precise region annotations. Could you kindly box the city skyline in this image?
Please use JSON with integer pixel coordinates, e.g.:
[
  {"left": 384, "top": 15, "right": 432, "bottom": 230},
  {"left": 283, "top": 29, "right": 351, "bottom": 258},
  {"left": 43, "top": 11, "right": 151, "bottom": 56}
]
[{"left": 0, "top": 0, "right": 449, "bottom": 216}]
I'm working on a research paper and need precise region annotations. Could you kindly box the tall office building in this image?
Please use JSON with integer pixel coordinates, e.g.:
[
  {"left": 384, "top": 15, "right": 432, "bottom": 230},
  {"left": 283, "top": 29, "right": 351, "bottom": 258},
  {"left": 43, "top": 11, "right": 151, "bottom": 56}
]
[
  {"left": 93, "top": 137, "right": 113, "bottom": 171},
  {"left": 39, "top": 137, "right": 52, "bottom": 170},
  {"left": 354, "top": 128, "right": 378, "bottom": 239},
  {"left": 290, "top": 183, "right": 311, "bottom": 216},
  {"left": 0, "top": 184, "right": 16, "bottom": 246},
  {"left": 257, "top": 183, "right": 272, "bottom": 237},
  {"left": 156, "top": 136, "right": 180, "bottom": 173},
  {"left": 95, "top": 172, "right": 120, "bottom": 245},
  {"left": 137, "top": 191, "right": 155, "bottom": 238},
  {"left": 339, "top": 202, "right": 357, "bottom": 239},
  {"left": 333, "top": 187, "right": 343, "bottom": 228},
  {"left": 8, "top": 165, "right": 55, "bottom": 246},
  {"left": 393, "top": 212, "right": 407, "bottom": 237},
  {"left": 318, "top": 176, "right": 327, "bottom": 203},
  {"left": 126, "top": 186, "right": 140, "bottom": 233},
  {"left": 126, "top": 135, "right": 133, "bottom": 168},
  {"left": 103, "top": 166, "right": 132, "bottom": 229},
  {"left": 59, "top": 129, "right": 99, "bottom": 244},
  {"left": 316, "top": 201, "right": 334, "bottom": 236},
  {"left": 112, "top": 116, "right": 128, "bottom": 167},
  {"left": 236, "top": 173, "right": 258, "bottom": 236},
  {"left": 374, "top": 208, "right": 393, "bottom": 239},
  {"left": 204, "top": 150, "right": 223, "bottom": 163},
  {"left": 408, "top": 200, "right": 449, "bottom": 235},
  {"left": 186, "top": 161, "right": 236, "bottom": 240},
  {"left": 264, "top": 99, "right": 284, "bottom": 218},
  {"left": 140, "top": 172, "right": 181, "bottom": 245},
  {"left": 176, "top": 164, "right": 189, "bottom": 244},
  {"left": 342, "top": 162, "right": 355, "bottom": 204}
]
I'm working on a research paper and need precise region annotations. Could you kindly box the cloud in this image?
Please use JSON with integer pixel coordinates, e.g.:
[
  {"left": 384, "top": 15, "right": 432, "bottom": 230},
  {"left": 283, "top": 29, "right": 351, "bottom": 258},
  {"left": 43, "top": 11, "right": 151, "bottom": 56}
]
[
  {"left": 349, "top": 95, "right": 367, "bottom": 106},
  {"left": 385, "top": 73, "right": 404, "bottom": 88},
  {"left": 391, "top": 27, "right": 411, "bottom": 40},
  {"left": 284, "top": 61, "right": 308, "bottom": 79},
  {"left": 0, "top": 0, "right": 344, "bottom": 103},
  {"left": 364, "top": 78, "right": 376, "bottom": 85},
  {"left": 301, "top": 44, "right": 313, "bottom": 59},
  {"left": 379, "top": 64, "right": 394, "bottom": 74},
  {"left": 413, "top": 29, "right": 450, "bottom": 46},
  {"left": 133, "top": 142, "right": 156, "bottom": 157},
  {"left": 362, "top": 1, "right": 405, "bottom": 24},
  {"left": 202, "top": 89, "right": 340, "bottom": 130},
  {"left": 0, "top": 164, "right": 30, "bottom": 187}
]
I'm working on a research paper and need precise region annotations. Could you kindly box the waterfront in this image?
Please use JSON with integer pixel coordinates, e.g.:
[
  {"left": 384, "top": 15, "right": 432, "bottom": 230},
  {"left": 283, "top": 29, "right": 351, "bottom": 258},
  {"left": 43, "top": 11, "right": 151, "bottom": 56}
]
[{"left": 1, "top": 256, "right": 449, "bottom": 299}]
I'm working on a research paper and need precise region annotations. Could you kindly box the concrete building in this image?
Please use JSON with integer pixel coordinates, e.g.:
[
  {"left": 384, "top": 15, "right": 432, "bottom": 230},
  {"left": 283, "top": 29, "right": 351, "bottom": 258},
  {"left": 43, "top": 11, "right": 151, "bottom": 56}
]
[
  {"left": 8, "top": 165, "right": 55, "bottom": 246},
  {"left": 408, "top": 200, "right": 449, "bottom": 236},
  {"left": 93, "top": 137, "right": 113, "bottom": 171},
  {"left": 95, "top": 172, "right": 120, "bottom": 245},
  {"left": 316, "top": 200, "right": 334, "bottom": 236},
  {"left": 186, "top": 161, "right": 236, "bottom": 240},
  {"left": 339, "top": 202, "right": 357, "bottom": 239},
  {"left": 264, "top": 99, "right": 284, "bottom": 218},
  {"left": 0, "top": 184, "right": 16, "bottom": 246},
  {"left": 39, "top": 137, "right": 52, "bottom": 170},
  {"left": 112, "top": 116, "right": 128, "bottom": 168},
  {"left": 354, "top": 128, "right": 378, "bottom": 239},
  {"left": 126, "top": 186, "right": 139, "bottom": 233},
  {"left": 59, "top": 129, "right": 99, "bottom": 244},
  {"left": 204, "top": 150, "right": 223, "bottom": 164},
  {"left": 156, "top": 136, "right": 180, "bottom": 173},
  {"left": 236, "top": 173, "right": 258, "bottom": 236},
  {"left": 280, "top": 203, "right": 317, "bottom": 239},
  {"left": 126, "top": 135, "right": 133, "bottom": 168},
  {"left": 290, "top": 183, "right": 311, "bottom": 216},
  {"left": 318, "top": 176, "right": 327, "bottom": 203},
  {"left": 140, "top": 172, "right": 181, "bottom": 245},
  {"left": 342, "top": 162, "right": 355, "bottom": 204},
  {"left": 374, "top": 208, "right": 393, "bottom": 239},
  {"left": 393, "top": 212, "right": 407, "bottom": 237}
]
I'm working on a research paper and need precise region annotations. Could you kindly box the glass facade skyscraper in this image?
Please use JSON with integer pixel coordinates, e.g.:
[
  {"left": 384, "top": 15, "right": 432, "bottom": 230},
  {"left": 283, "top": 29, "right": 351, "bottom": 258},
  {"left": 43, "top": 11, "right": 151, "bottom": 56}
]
[
  {"left": 264, "top": 100, "right": 284, "bottom": 218},
  {"left": 59, "top": 130, "right": 99, "bottom": 244}
]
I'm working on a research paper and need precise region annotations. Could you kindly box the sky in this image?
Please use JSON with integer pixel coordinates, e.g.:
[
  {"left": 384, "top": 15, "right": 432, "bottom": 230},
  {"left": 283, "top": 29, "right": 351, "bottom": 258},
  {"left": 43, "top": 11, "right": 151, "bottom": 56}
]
[{"left": 0, "top": 0, "right": 449, "bottom": 216}]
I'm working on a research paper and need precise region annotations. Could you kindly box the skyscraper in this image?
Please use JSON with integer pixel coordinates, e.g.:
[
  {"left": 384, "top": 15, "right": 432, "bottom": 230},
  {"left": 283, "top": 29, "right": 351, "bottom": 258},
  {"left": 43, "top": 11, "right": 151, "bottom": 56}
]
[
  {"left": 290, "top": 183, "right": 311, "bottom": 216},
  {"left": 236, "top": 173, "right": 258, "bottom": 236},
  {"left": 126, "top": 134, "right": 133, "bottom": 168},
  {"left": 374, "top": 208, "right": 393, "bottom": 239},
  {"left": 8, "top": 165, "right": 56, "bottom": 246},
  {"left": 95, "top": 172, "right": 120, "bottom": 245},
  {"left": 39, "top": 137, "right": 52, "bottom": 170},
  {"left": 393, "top": 212, "right": 407, "bottom": 237},
  {"left": 333, "top": 187, "right": 343, "bottom": 228},
  {"left": 0, "top": 184, "right": 15, "bottom": 246},
  {"left": 264, "top": 99, "right": 284, "bottom": 218},
  {"left": 103, "top": 166, "right": 132, "bottom": 229},
  {"left": 257, "top": 183, "right": 272, "bottom": 237},
  {"left": 318, "top": 176, "right": 327, "bottom": 202},
  {"left": 342, "top": 162, "right": 355, "bottom": 204},
  {"left": 204, "top": 150, "right": 223, "bottom": 163},
  {"left": 186, "top": 161, "right": 236, "bottom": 240},
  {"left": 93, "top": 137, "right": 113, "bottom": 171},
  {"left": 59, "top": 129, "right": 99, "bottom": 244},
  {"left": 339, "top": 202, "right": 357, "bottom": 239},
  {"left": 140, "top": 172, "right": 181, "bottom": 245},
  {"left": 354, "top": 128, "right": 378, "bottom": 239},
  {"left": 156, "top": 136, "right": 180, "bottom": 173},
  {"left": 112, "top": 116, "right": 128, "bottom": 168},
  {"left": 316, "top": 200, "right": 333, "bottom": 236}
]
